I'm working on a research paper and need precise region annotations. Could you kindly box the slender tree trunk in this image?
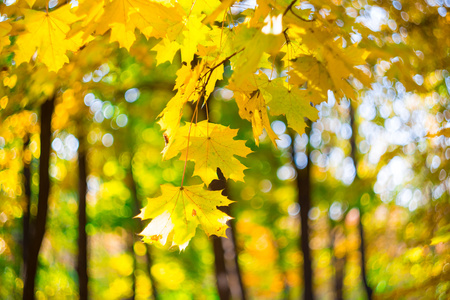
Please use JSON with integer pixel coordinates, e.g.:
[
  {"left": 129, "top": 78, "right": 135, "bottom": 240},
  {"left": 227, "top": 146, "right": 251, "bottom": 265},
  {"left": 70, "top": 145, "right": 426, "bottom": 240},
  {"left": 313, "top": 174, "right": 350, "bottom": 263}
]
[
  {"left": 225, "top": 219, "right": 246, "bottom": 300},
  {"left": 128, "top": 170, "right": 138, "bottom": 300},
  {"left": 123, "top": 103, "right": 158, "bottom": 299},
  {"left": 77, "top": 144, "right": 88, "bottom": 300},
  {"left": 23, "top": 96, "right": 55, "bottom": 300},
  {"left": 291, "top": 127, "right": 314, "bottom": 300},
  {"left": 126, "top": 157, "right": 158, "bottom": 299},
  {"left": 129, "top": 238, "right": 137, "bottom": 300},
  {"left": 22, "top": 136, "right": 31, "bottom": 274},
  {"left": 213, "top": 236, "right": 230, "bottom": 300},
  {"left": 358, "top": 215, "right": 372, "bottom": 299},
  {"left": 331, "top": 226, "right": 345, "bottom": 300},
  {"left": 210, "top": 170, "right": 246, "bottom": 300},
  {"left": 332, "top": 253, "right": 345, "bottom": 300},
  {"left": 349, "top": 104, "right": 372, "bottom": 300}
]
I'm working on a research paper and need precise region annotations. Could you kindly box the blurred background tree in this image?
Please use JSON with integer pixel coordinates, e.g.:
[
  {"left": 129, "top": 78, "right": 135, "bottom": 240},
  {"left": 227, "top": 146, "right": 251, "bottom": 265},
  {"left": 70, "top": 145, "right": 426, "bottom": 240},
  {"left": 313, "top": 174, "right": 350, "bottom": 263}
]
[{"left": 0, "top": 0, "right": 450, "bottom": 300}]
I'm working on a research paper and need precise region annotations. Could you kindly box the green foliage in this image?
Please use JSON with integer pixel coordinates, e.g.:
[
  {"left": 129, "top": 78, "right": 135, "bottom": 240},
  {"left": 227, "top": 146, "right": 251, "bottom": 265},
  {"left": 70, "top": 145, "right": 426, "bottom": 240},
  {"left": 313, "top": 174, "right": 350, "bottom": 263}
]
[{"left": 0, "top": 0, "right": 450, "bottom": 299}]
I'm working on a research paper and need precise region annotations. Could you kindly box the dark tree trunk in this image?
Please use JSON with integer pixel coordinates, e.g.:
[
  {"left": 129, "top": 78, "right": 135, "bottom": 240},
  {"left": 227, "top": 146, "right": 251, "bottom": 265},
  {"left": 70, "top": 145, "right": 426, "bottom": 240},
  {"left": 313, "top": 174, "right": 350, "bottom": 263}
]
[
  {"left": 213, "top": 236, "right": 230, "bottom": 300},
  {"left": 128, "top": 170, "right": 138, "bottom": 300},
  {"left": 291, "top": 127, "right": 314, "bottom": 300},
  {"left": 358, "top": 215, "right": 372, "bottom": 299},
  {"left": 22, "top": 136, "right": 31, "bottom": 273},
  {"left": 349, "top": 104, "right": 372, "bottom": 300},
  {"left": 210, "top": 170, "right": 246, "bottom": 300},
  {"left": 129, "top": 240, "right": 137, "bottom": 300},
  {"left": 77, "top": 145, "right": 88, "bottom": 300},
  {"left": 23, "top": 96, "right": 55, "bottom": 300},
  {"left": 331, "top": 226, "right": 346, "bottom": 300},
  {"left": 127, "top": 166, "right": 158, "bottom": 300},
  {"left": 333, "top": 255, "right": 345, "bottom": 300}
]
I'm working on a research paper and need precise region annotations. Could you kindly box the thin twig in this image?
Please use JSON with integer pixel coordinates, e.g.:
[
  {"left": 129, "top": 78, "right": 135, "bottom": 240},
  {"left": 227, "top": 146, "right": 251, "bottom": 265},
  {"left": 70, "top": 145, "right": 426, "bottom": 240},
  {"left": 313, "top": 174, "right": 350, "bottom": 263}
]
[
  {"left": 283, "top": 0, "right": 315, "bottom": 22},
  {"left": 200, "top": 48, "right": 245, "bottom": 81},
  {"left": 290, "top": 9, "right": 315, "bottom": 22},
  {"left": 283, "top": 0, "right": 297, "bottom": 16}
]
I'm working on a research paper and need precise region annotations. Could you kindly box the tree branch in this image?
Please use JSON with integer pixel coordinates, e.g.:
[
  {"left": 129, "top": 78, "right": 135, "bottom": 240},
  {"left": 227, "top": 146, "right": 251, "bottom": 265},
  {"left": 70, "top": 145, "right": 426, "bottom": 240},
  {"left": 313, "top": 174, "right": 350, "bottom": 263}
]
[
  {"left": 284, "top": 0, "right": 315, "bottom": 22},
  {"left": 283, "top": 0, "right": 298, "bottom": 16}
]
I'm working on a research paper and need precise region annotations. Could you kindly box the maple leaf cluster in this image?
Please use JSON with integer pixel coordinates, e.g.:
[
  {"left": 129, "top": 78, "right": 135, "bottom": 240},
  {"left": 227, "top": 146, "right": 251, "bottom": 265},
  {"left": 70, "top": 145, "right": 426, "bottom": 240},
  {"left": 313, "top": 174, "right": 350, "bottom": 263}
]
[{"left": 0, "top": 0, "right": 381, "bottom": 249}]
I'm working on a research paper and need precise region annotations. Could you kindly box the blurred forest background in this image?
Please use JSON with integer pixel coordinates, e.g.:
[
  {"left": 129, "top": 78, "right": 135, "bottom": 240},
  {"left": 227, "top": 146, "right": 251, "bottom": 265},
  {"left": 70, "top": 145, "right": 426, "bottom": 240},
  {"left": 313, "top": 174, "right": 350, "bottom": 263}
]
[{"left": 1, "top": 0, "right": 450, "bottom": 299}]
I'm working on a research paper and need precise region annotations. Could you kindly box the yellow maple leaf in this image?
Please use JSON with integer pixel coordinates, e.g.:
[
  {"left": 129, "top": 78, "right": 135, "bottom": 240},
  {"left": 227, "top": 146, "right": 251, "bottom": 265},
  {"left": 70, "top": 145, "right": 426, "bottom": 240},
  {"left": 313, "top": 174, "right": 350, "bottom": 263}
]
[
  {"left": 14, "top": 5, "right": 85, "bottom": 72},
  {"left": 165, "top": 121, "right": 252, "bottom": 184},
  {"left": 152, "top": 37, "right": 181, "bottom": 66},
  {"left": 157, "top": 62, "right": 206, "bottom": 146},
  {"left": 183, "top": 122, "right": 252, "bottom": 184},
  {"left": 229, "top": 77, "right": 278, "bottom": 146},
  {"left": 230, "top": 27, "right": 284, "bottom": 86},
  {"left": 281, "top": 18, "right": 370, "bottom": 100},
  {"left": 159, "top": 61, "right": 225, "bottom": 153},
  {"left": 289, "top": 56, "right": 331, "bottom": 101},
  {"left": 138, "top": 184, "right": 233, "bottom": 249},
  {"left": 149, "top": 6, "right": 216, "bottom": 65},
  {"left": 264, "top": 78, "right": 319, "bottom": 135},
  {"left": 152, "top": 15, "right": 211, "bottom": 66},
  {"left": 240, "top": 90, "right": 278, "bottom": 146},
  {"left": 76, "top": 0, "right": 182, "bottom": 50},
  {"left": 322, "top": 43, "right": 370, "bottom": 99},
  {"left": 290, "top": 43, "right": 371, "bottom": 101},
  {"left": 180, "top": 14, "right": 210, "bottom": 64}
]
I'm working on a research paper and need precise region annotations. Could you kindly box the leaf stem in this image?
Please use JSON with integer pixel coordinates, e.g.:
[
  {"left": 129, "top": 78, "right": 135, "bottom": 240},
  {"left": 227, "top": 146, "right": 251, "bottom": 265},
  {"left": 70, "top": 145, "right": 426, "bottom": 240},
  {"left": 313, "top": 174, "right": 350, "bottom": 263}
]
[
  {"left": 283, "top": 30, "right": 292, "bottom": 91},
  {"left": 180, "top": 101, "right": 200, "bottom": 187},
  {"left": 187, "top": 0, "right": 198, "bottom": 18},
  {"left": 180, "top": 47, "right": 244, "bottom": 187}
]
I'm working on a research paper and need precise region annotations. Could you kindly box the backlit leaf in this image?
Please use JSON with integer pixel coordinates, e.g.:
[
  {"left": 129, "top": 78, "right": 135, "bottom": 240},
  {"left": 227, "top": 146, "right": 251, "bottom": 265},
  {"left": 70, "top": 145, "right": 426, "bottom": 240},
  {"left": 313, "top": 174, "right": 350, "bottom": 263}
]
[
  {"left": 138, "top": 184, "right": 233, "bottom": 249},
  {"left": 14, "top": 5, "right": 85, "bottom": 72},
  {"left": 165, "top": 121, "right": 252, "bottom": 184},
  {"left": 263, "top": 78, "right": 319, "bottom": 135},
  {"left": 229, "top": 77, "right": 278, "bottom": 146}
]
